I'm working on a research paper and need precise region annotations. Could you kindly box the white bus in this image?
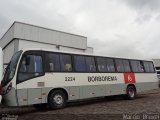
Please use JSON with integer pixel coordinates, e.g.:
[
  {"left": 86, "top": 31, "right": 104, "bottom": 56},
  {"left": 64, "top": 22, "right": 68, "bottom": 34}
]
[{"left": 0, "top": 48, "right": 159, "bottom": 109}]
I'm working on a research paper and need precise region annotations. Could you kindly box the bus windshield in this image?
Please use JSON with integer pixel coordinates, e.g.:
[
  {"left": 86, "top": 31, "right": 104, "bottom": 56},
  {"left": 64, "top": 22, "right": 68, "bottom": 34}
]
[{"left": 2, "top": 50, "right": 22, "bottom": 86}]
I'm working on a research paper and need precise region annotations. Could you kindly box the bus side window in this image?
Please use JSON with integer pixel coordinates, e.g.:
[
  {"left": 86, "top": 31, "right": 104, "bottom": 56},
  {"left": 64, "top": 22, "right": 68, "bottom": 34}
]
[
  {"left": 136, "top": 61, "right": 144, "bottom": 72},
  {"left": 115, "top": 59, "right": 124, "bottom": 72},
  {"left": 148, "top": 62, "right": 155, "bottom": 72},
  {"left": 60, "top": 54, "right": 72, "bottom": 72},
  {"left": 45, "top": 53, "right": 60, "bottom": 72},
  {"left": 123, "top": 60, "right": 131, "bottom": 72},
  {"left": 74, "top": 55, "right": 86, "bottom": 72},
  {"left": 143, "top": 61, "right": 150, "bottom": 72},
  {"left": 96, "top": 57, "right": 107, "bottom": 72},
  {"left": 144, "top": 61, "right": 155, "bottom": 73},
  {"left": 85, "top": 56, "right": 96, "bottom": 72},
  {"left": 131, "top": 60, "right": 144, "bottom": 73},
  {"left": 96, "top": 57, "right": 115, "bottom": 72},
  {"left": 106, "top": 58, "right": 115, "bottom": 72},
  {"left": 130, "top": 60, "right": 139, "bottom": 72}
]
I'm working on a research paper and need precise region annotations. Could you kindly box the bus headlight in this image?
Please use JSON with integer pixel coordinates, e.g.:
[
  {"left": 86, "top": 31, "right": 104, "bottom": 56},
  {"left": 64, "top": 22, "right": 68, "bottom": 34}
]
[
  {"left": 5, "top": 83, "right": 12, "bottom": 94},
  {"left": 0, "top": 83, "right": 2, "bottom": 95}
]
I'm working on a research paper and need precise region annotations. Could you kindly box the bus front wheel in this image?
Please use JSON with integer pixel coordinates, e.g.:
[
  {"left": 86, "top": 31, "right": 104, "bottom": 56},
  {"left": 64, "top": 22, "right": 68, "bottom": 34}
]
[
  {"left": 126, "top": 86, "right": 136, "bottom": 100},
  {"left": 48, "top": 90, "right": 67, "bottom": 109}
]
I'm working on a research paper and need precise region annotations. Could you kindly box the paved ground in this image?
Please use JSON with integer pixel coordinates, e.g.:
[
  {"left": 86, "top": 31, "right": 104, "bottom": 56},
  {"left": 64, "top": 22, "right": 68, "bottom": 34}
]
[{"left": 1, "top": 89, "right": 160, "bottom": 120}]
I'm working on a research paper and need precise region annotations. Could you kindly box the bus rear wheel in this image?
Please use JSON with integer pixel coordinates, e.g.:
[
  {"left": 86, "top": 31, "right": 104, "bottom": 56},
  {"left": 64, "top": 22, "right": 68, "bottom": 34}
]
[
  {"left": 48, "top": 90, "right": 67, "bottom": 109},
  {"left": 126, "top": 86, "right": 136, "bottom": 100}
]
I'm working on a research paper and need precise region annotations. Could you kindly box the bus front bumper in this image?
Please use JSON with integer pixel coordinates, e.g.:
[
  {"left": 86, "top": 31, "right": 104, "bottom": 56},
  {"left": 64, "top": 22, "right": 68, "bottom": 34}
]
[{"left": 1, "top": 87, "right": 18, "bottom": 107}]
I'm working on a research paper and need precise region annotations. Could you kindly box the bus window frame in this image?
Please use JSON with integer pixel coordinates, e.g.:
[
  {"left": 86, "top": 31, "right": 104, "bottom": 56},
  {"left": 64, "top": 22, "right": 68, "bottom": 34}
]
[
  {"left": 44, "top": 51, "right": 73, "bottom": 73},
  {"left": 114, "top": 58, "right": 132, "bottom": 73},
  {"left": 73, "top": 55, "right": 87, "bottom": 72},
  {"left": 129, "top": 59, "right": 155, "bottom": 73},
  {"left": 120, "top": 59, "right": 131, "bottom": 73},
  {"left": 143, "top": 61, "right": 155, "bottom": 73},
  {"left": 16, "top": 51, "right": 45, "bottom": 84},
  {"left": 59, "top": 54, "right": 73, "bottom": 72},
  {"left": 44, "top": 52, "right": 61, "bottom": 72},
  {"left": 95, "top": 57, "right": 116, "bottom": 73}
]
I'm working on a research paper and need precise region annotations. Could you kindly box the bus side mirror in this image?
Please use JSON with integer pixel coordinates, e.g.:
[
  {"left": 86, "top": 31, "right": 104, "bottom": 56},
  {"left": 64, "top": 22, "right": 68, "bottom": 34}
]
[{"left": 26, "top": 56, "right": 30, "bottom": 65}]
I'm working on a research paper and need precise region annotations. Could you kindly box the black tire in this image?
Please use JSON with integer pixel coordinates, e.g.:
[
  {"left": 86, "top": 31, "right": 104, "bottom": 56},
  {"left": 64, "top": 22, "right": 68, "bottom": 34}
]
[
  {"left": 48, "top": 90, "right": 67, "bottom": 109},
  {"left": 126, "top": 86, "right": 136, "bottom": 100},
  {"left": 34, "top": 104, "right": 47, "bottom": 111}
]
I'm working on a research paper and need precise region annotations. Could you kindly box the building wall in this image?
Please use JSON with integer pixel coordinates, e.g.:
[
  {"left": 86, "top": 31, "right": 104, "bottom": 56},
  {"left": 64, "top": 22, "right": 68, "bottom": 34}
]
[
  {"left": 153, "top": 59, "right": 160, "bottom": 80},
  {"left": 14, "top": 22, "right": 87, "bottom": 50},
  {"left": 18, "top": 40, "right": 57, "bottom": 51},
  {"left": 0, "top": 25, "right": 15, "bottom": 49},
  {"left": 3, "top": 40, "right": 15, "bottom": 64},
  {"left": 18, "top": 40, "right": 89, "bottom": 53},
  {"left": 59, "top": 46, "right": 84, "bottom": 53},
  {"left": 153, "top": 59, "right": 160, "bottom": 67}
]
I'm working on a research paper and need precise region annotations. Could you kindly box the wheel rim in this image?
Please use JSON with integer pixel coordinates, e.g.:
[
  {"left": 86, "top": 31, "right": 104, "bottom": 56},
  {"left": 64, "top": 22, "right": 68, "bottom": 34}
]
[
  {"left": 128, "top": 88, "right": 135, "bottom": 98},
  {"left": 53, "top": 94, "right": 63, "bottom": 105}
]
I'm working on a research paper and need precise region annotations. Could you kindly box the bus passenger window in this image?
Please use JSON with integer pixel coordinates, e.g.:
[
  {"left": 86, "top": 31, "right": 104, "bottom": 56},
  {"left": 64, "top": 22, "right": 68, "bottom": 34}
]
[
  {"left": 96, "top": 57, "right": 115, "bottom": 72},
  {"left": 130, "top": 60, "right": 139, "bottom": 72},
  {"left": 60, "top": 54, "right": 72, "bottom": 72},
  {"left": 144, "top": 61, "right": 155, "bottom": 73},
  {"left": 106, "top": 58, "right": 115, "bottom": 72},
  {"left": 148, "top": 62, "right": 155, "bottom": 72},
  {"left": 74, "top": 55, "right": 86, "bottom": 72},
  {"left": 96, "top": 57, "right": 107, "bottom": 72},
  {"left": 139, "top": 61, "right": 144, "bottom": 72},
  {"left": 85, "top": 56, "right": 96, "bottom": 72},
  {"left": 115, "top": 59, "right": 124, "bottom": 72},
  {"left": 123, "top": 60, "right": 131, "bottom": 72},
  {"left": 131, "top": 60, "right": 144, "bottom": 73},
  {"left": 143, "top": 61, "right": 150, "bottom": 72},
  {"left": 45, "top": 53, "right": 60, "bottom": 72}
]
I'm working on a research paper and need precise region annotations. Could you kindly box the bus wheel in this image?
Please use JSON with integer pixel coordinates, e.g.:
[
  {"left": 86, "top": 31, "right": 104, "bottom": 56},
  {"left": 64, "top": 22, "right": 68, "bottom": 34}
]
[
  {"left": 48, "top": 90, "right": 67, "bottom": 109},
  {"left": 126, "top": 86, "right": 136, "bottom": 100}
]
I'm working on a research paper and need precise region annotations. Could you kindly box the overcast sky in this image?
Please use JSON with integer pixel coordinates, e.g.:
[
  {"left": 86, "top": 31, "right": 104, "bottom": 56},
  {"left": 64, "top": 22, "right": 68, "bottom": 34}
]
[{"left": 0, "top": 0, "right": 160, "bottom": 59}]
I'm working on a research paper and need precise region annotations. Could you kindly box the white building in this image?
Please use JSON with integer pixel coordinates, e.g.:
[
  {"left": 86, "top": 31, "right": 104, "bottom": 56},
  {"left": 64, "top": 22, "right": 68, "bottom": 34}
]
[
  {"left": 152, "top": 59, "right": 160, "bottom": 80},
  {"left": 0, "top": 21, "right": 93, "bottom": 64}
]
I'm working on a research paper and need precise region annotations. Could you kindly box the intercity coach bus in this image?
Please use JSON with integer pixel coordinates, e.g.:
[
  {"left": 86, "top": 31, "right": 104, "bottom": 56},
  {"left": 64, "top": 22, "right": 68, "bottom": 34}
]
[{"left": 0, "top": 48, "right": 159, "bottom": 109}]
